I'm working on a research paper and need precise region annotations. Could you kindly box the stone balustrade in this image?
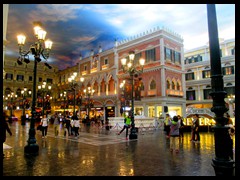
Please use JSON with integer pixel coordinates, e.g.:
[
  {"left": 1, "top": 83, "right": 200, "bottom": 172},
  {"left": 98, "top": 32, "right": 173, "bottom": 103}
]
[{"left": 108, "top": 116, "right": 157, "bottom": 132}]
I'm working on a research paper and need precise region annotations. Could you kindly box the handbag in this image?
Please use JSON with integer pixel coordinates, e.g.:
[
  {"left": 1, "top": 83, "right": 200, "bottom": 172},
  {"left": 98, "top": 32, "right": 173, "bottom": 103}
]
[{"left": 37, "top": 124, "right": 42, "bottom": 131}]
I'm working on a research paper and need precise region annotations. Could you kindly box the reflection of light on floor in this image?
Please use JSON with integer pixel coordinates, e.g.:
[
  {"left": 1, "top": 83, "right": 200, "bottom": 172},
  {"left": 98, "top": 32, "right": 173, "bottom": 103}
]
[
  {"left": 3, "top": 143, "right": 12, "bottom": 150},
  {"left": 118, "top": 162, "right": 134, "bottom": 176}
]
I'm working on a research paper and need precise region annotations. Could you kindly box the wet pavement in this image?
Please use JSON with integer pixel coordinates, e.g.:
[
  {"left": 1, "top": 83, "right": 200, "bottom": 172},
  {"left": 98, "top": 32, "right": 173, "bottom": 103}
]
[{"left": 2, "top": 121, "right": 235, "bottom": 176}]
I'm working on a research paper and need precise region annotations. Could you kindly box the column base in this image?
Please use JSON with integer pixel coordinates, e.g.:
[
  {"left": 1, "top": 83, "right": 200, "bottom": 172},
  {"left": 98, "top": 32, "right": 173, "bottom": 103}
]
[
  {"left": 24, "top": 144, "right": 39, "bottom": 156},
  {"left": 21, "top": 116, "right": 26, "bottom": 125},
  {"left": 212, "top": 158, "right": 235, "bottom": 176},
  {"left": 129, "top": 128, "right": 138, "bottom": 140}
]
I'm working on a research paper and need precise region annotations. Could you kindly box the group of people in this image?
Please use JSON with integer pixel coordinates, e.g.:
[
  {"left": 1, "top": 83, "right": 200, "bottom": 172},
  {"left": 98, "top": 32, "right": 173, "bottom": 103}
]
[
  {"left": 163, "top": 114, "right": 185, "bottom": 153},
  {"left": 164, "top": 114, "right": 185, "bottom": 138},
  {"left": 164, "top": 113, "right": 201, "bottom": 153},
  {"left": 38, "top": 113, "right": 81, "bottom": 139}
]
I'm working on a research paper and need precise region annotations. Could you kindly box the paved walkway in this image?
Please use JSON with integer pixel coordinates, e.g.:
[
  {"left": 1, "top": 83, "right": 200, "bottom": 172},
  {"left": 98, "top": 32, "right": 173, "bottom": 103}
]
[{"left": 2, "top": 121, "right": 235, "bottom": 176}]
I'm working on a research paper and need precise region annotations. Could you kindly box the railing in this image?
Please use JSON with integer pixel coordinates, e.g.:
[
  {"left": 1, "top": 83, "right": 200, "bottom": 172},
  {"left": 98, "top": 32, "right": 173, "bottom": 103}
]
[{"left": 108, "top": 116, "right": 156, "bottom": 134}]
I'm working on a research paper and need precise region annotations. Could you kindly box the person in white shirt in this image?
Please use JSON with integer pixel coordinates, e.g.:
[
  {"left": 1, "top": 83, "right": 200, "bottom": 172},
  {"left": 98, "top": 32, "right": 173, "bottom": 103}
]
[
  {"left": 40, "top": 114, "right": 49, "bottom": 138},
  {"left": 72, "top": 116, "right": 80, "bottom": 137}
]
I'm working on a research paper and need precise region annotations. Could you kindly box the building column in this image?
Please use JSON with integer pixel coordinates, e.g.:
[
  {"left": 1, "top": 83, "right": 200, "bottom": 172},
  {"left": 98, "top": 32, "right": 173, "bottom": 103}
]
[
  {"left": 143, "top": 103, "right": 147, "bottom": 117},
  {"left": 105, "top": 82, "right": 109, "bottom": 96},
  {"left": 160, "top": 38, "right": 165, "bottom": 65},
  {"left": 3, "top": 4, "right": 9, "bottom": 79},
  {"left": 161, "top": 68, "right": 166, "bottom": 97},
  {"left": 98, "top": 84, "right": 101, "bottom": 96}
]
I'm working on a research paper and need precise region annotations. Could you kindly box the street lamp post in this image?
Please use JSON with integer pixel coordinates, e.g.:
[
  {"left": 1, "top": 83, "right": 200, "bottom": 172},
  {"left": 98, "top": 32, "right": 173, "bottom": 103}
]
[
  {"left": 38, "top": 81, "right": 51, "bottom": 116},
  {"left": 120, "top": 80, "right": 126, "bottom": 116},
  {"left": 83, "top": 87, "right": 95, "bottom": 120},
  {"left": 121, "top": 51, "right": 145, "bottom": 140},
  {"left": 68, "top": 72, "right": 84, "bottom": 117},
  {"left": 60, "top": 91, "right": 67, "bottom": 116},
  {"left": 206, "top": 4, "right": 235, "bottom": 176},
  {"left": 17, "top": 22, "right": 53, "bottom": 155},
  {"left": 8, "top": 92, "right": 18, "bottom": 123},
  {"left": 21, "top": 87, "right": 31, "bottom": 125}
]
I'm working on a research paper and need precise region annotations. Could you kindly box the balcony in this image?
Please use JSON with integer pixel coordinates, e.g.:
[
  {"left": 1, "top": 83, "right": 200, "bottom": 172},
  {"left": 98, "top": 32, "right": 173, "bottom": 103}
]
[
  {"left": 90, "top": 67, "right": 97, "bottom": 73},
  {"left": 166, "top": 89, "right": 184, "bottom": 96},
  {"left": 102, "top": 64, "right": 109, "bottom": 70},
  {"left": 147, "top": 89, "right": 157, "bottom": 96},
  {"left": 82, "top": 70, "right": 87, "bottom": 75}
]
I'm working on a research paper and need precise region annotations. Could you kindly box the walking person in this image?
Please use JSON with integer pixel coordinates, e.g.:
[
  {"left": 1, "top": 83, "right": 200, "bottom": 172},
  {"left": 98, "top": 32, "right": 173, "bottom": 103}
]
[
  {"left": 177, "top": 115, "right": 185, "bottom": 139},
  {"left": 225, "top": 112, "right": 235, "bottom": 160},
  {"left": 117, "top": 115, "right": 131, "bottom": 140},
  {"left": 40, "top": 114, "right": 49, "bottom": 138},
  {"left": 72, "top": 117, "right": 81, "bottom": 138},
  {"left": 169, "top": 116, "right": 180, "bottom": 153},
  {"left": 53, "top": 113, "right": 60, "bottom": 137},
  {"left": 63, "top": 116, "right": 71, "bottom": 136},
  {"left": 190, "top": 115, "right": 196, "bottom": 141},
  {"left": 192, "top": 114, "right": 200, "bottom": 143},
  {"left": 164, "top": 114, "right": 172, "bottom": 138},
  {"left": 100, "top": 114, "right": 104, "bottom": 126},
  {"left": 2, "top": 111, "right": 13, "bottom": 159}
]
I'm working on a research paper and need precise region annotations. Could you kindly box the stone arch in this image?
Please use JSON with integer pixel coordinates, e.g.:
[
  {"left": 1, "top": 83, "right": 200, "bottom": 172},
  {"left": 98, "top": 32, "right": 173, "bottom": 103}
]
[
  {"left": 172, "top": 78, "right": 176, "bottom": 90},
  {"left": 166, "top": 77, "right": 171, "bottom": 89},
  {"left": 149, "top": 79, "right": 156, "bottom": 90},
  {"left": 148, "top": 76, "right": 156, "bottom": 90},
  {"left": 176, "top": 79, "right": 182, "bottom": 91}
]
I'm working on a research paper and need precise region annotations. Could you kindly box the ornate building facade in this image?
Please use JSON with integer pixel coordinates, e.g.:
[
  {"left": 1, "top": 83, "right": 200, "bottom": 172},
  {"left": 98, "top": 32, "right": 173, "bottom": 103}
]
[
  {"left": 53, "top": 27, "right": 186, "bottom": 121},
  {"left": 184, "top": 38, "right": 235, "bottom": 125}
]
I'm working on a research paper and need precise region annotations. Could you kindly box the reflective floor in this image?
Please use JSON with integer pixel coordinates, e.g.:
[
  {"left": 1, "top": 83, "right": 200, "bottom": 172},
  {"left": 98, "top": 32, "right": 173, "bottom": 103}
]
[{"left": 2, "top": 121, "right": 235, "bottom": 176}]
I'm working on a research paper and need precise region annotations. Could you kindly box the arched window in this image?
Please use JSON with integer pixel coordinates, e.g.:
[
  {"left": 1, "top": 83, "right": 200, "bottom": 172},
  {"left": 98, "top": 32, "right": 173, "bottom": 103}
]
[
  {"left": 150, "top": 80, "right": 156, "bottom": 90},
  {"left": 172, "top": 81, "right": 176, "bottom": 90},
  {"left": 177, "top": 82, "right": 181, "bottom": 90},
  {"left": 166, "top": 80, "right": 170, "bottom": 89}
]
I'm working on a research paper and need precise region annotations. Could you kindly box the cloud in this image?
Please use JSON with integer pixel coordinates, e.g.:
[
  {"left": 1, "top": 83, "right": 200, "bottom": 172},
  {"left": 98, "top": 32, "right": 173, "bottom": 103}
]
[
  {"left": 28, "top": 4, "right": 84, "bottom": 23},
  {"left": 6, "top": 4, "right": 235, "bottom": 70}
]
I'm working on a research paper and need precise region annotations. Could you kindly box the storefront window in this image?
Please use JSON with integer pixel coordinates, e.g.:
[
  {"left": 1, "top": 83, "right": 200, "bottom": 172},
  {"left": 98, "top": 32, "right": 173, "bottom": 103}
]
[
  {"left": 156, "top": 106, "right": 163, "bottom": 118},
  {"left": 148, "top": 106, "right": 155, "bottom": 117},
  {"left": 168, "top": 106, "right": 182, "bottom": 118},
  {"left": 135, "top": 107, "right": 143, "bottom": 116}
]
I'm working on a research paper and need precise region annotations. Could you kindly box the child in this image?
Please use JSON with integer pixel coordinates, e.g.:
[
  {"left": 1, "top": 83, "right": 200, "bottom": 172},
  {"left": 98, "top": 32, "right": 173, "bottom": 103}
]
[{"left": 169, "top": 116, "right": 180, "bottom": 153}]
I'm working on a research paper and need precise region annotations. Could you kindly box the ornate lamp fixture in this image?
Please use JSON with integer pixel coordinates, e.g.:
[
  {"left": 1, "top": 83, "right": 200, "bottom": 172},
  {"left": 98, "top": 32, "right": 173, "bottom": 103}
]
[
  {"left": 8, "top": 92, "right": 18, "bottom": 121},
  {"left": 38, "top": 81, "right": 51, "bottom": 116},
  {"left": 17, "top": 22, "right": 53, "bottom": 155},
  {"left": 60, "top": 91, "right": 67, "bottom": 116},
  {"left": 121, "top": 51, "right": 145, "bottom": 140},
  {"left": 83, "top": 87, "right": 95, "bottom": 118},
  {"left": 68, "top": 72, "right": 84, "bottom": 117}
]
